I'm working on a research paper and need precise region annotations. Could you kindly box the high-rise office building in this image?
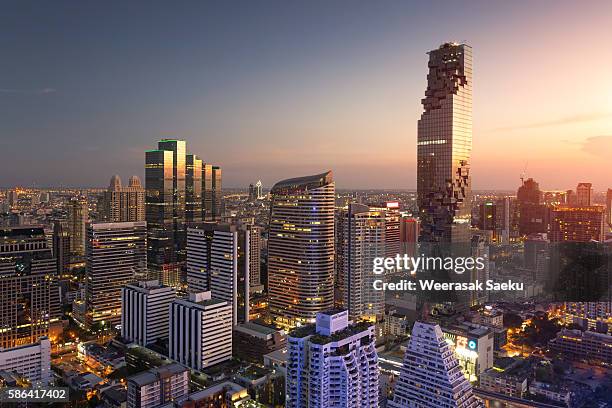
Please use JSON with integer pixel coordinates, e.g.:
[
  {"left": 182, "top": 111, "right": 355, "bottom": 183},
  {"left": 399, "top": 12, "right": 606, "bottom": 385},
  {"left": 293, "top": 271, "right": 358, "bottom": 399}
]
[
  {"left": 53, "top": 221, "right": 71, "bottom": 277},
  {"left": 85, "top": 221, "right": 147, "bottom": 330},
  {"left": 550, "top": 205, "right": 605, "bottom": 242},
  {"left": 0, "top": 226, "right": 60, "bottom": 349},
  {"left": 121, "top": 280, "right": 176, "bottom": 346},
  {"left": 268, "top": 171, "right": 335, "bottom": 328},
  {"left": 576, "top": 182, "right": 593, "bottom": 206},
  {"left": 100, "top": 175, "right": 145, "bottom": 223},
  {"left": 186, "top": 154, "right": 203, "bottom": 224},
  {"left": 126, "top": 363, "right": 189, "bottom": 408},
  {"left": 417, "top": 42, "right": 472, "bottom": 244},
  {"left": 169, "top": 291, "right": 233, "bottom": 370},
  {"left": 69, "top": 197, "right": 88, "bottom": 257},
  {"left": 389, "top": 321, "right": 481, "bottom": 408},
  {"left": 203, "top": 164, "right": 223, "bottom": 221},
  {"left": 286, "top": 310, "right": 379, "bottom": 408},
  {"left": 145, "top": 140, "right": 187, "bottom": 287},
  {"left": 186, "top": 222, "right": 252, "bottom": 325},
  {"left": 337, "top": 203, "right": 386, "bottom": 321}
]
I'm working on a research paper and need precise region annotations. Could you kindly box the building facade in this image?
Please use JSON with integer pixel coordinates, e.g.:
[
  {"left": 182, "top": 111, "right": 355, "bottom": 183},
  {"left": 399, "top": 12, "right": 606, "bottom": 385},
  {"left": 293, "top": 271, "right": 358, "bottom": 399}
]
[
  {"left": 286, "top": 310, "right": 379, "bottom": 408},
  {"left": 121, "top": 281, "right": 176, "bottom": 346},
  {"left": 186, "top": 222, "right": 252, "bottom": 325},
  {"left": 126, "top": 363, "right": 189, "bottom": 408},
  {"left": 389, "top": 321, "right": 481, "bottom": 408},
  {"left": 268, "top": 171, "right": 335, "bottom": 328},
  {"left": 336, "top": 203, "right": 386, "bottom": 321},
  {"left": 0, "top": 337, "right": 51, "bottom": 386},
  {"left": 169, "top": 291, "right": 233, "bottom": 370},
  {"left": 100, "top": 175, "right": 146, "bottom": 223},
  {"left": 417, "top": 42, "right": 472, "bottom": 244},
  {"left": 85, "top": 221, "right": 147, "bottom": 330},
  {"left": 0, "top": 226, "right": 60, "bottom": 348}
]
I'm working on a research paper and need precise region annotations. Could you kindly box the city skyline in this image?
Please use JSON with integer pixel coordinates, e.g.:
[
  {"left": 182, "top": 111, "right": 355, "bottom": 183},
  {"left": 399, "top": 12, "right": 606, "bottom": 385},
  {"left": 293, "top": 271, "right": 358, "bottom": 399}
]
[{"left": 1, "top": 1, "right": 611, "bottom": 191}]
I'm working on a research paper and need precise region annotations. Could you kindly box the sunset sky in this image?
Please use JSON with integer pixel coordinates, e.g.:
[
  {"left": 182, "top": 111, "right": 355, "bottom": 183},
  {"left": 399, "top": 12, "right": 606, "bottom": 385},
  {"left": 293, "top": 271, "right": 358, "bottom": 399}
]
[{"left": 1, "top": 1, "right": 611, "bottom": 191}]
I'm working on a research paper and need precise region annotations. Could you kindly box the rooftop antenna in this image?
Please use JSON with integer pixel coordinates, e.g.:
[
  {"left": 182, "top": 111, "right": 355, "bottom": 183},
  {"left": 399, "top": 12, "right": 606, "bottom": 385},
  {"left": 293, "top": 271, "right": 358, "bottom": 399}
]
[{"left": 520, "top": 161, "right": 529, "bottom": 185}]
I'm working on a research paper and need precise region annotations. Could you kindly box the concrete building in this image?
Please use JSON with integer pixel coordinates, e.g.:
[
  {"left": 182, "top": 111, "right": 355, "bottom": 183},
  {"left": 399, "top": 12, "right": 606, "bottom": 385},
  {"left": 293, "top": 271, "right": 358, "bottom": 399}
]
[
  {"left": 169, "top": 291, "right": 232, "bottom": 370},
  {"left": 121, "top": 281, "right": 176, "bottom": 346},
  {"left": 336, "top": 203, "right": 386, "bottom": 321},
  {"left": 550, "top": 205, "right": 605, "bottom": 242},
  {"left": 389, "top": 321, "right": 480, "bottom": 408},
  {"left": 232, "top": 321, "right": 286, "bottom": 364},
  {"left": 126, "top": 363, "right": 189, "bottom": 408},
  {"left": 100, "top": 175, "right": 146, "bottom": 223},
  {"left": 0, "top": 337, "right": 51, "bottom": 386},
  {"left": 286, "top": 310, "right": 379, "bottom": 408},
  {"left": 85, "top": 221, "right": 147, "bottom": 330},
  {"left": 549, "top": 329, "right": 612, "bottom": 365},
  {"left": 69, "top": 197, "right": 88, "bottom": 257},
  {"left": 0, "top": 226, "right": 60, "bottom": 348},
  {"left": 268, "top": 171, "right": 335, "bottom": 328},
  {"left": 442, "top": 322, "right": 494, "bottom": 381},
  {"left": 186, "top": 222, "right": 254, "bottom": 325}
]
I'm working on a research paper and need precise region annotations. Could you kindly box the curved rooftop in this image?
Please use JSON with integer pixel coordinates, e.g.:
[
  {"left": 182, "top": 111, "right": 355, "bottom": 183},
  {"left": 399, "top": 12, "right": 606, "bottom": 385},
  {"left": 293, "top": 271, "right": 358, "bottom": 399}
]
[{"left": 270, "top": 171, "right": 333, "bottom": 194}]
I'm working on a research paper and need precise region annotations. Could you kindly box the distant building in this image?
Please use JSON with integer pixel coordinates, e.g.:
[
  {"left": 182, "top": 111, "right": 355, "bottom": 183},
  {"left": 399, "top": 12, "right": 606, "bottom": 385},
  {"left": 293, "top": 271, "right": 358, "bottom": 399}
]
[
  {"left": 399, "top": 216, "right": 419, "bottom": 257},
  {"left": 169, "top": 291, "right": 232, "bottom": 370},
  {"left": 550, "top": 205, "right": 605, "bottom": 242},
  {"left": 0, "top": 226, "right": 60, "bottom": 348},
  {"left": 336, "top": 203, "right": 386, "bottom": 321},
  {"left": 126, "top": 363, "right": 189, "bottom": 408},
  {"left": 268, "top": 171, "right": 335, "bottom": 328},
  {"left": 185, "top": 154, "right": 203, "bottom": 224},
  {"left": 517, "top": 178, "right": 548, "bottom": 236},
  {"left": 576, "top": 182, "right": 593, "bottom": 206},
  {"left": 203, "top": 164, "right": 222, "bottom": 221},
  {"left": 232, "top": 321, "right": 286, "bottom": 364},
  {"left": 255, "top": 180, "right": 264, "bottom": 199},
  {"left": 0, "top": 337, "right": 51, "bottom": 386},
  {"left": 479, "top": 358, "right": 530, "bottom": 399},
  {"left": 121, "top": 281, "right": 176, "bottom": 346},
  {"left": 549, "top": 329, "right": 612, "bottom": 365},
  {"left": 100, "top": 175, "right": 145, "bottom": 223},
  {"left": 286, "top": 310, "right": 379, "bottom": 408},
  {"left": 85, "top": 221, "right": 147, "bottom": 330},
  {"left": 53, "top": 221, "right": 71, "bottom": 276},
  {"left": 389, "top": 321, "right": 481, "bottom": 408},
  {"left": 69, "top": 197, "right": 88, "bottom": 257},
  {"left": 606, "top": 188, "right": 612, "bottom": 227}
]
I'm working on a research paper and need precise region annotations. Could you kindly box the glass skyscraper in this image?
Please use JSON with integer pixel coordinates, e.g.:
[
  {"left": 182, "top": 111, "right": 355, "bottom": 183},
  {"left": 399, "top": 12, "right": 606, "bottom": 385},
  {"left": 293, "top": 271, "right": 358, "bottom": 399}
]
[{"left": 417, "top": 43, "right": 473, "bottom": 244}]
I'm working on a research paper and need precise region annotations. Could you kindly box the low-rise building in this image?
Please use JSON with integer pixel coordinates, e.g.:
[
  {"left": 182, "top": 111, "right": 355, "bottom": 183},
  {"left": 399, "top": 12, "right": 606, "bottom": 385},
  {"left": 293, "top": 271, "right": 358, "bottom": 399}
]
[
  {"left": 233, "top": 321, "right": 286, "bottom": 363},
  {"left": 479, "top": 358, "right": 530, "bottom": 398},
  {"left": 0, "top": 337, "right": 51, "bottom": 386},
  {"left": 549, "top": 329, "right": 612, "bottom": 365},
  {"left": 127, "top": 363, "right": 189, "bottom": 408}
]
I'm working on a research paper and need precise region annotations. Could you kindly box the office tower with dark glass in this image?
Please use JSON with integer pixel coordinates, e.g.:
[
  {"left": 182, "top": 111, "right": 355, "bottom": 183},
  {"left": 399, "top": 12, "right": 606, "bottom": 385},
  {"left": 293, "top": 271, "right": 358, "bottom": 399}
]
[
  {"left": 85, "top": 221, "right": 147, "bottom": 330},
  {"left": 185, "top": 154, "right": 203, "bottom": 224},
  {"left": 417, "top": 43, "right": 472, "bottom": 244},
  {"left": 53, "top": 221, "right": 71, "bottom": 277},
  {"left": 268, "top": 171, "right": 335, "bottom": 328},
  {"left": 203, "top": 164, "right": 223, "bottom": 221},
  {"left": 145, "top": 140, "right": 186, "bottom": 287},
  {"left": 0, "top": 226, "right": 60, "bottom": 349}
]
